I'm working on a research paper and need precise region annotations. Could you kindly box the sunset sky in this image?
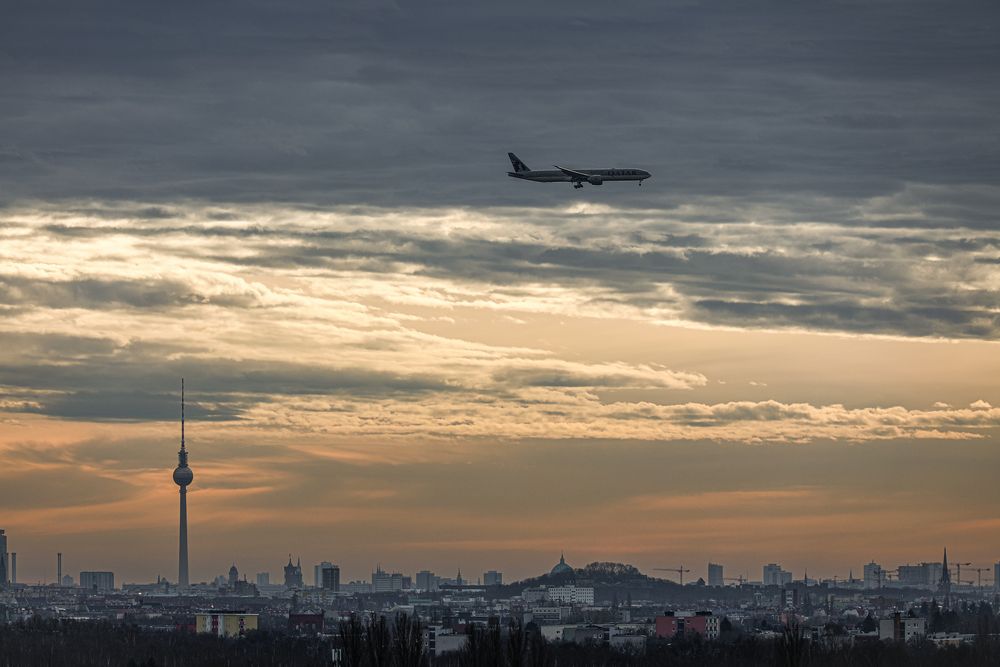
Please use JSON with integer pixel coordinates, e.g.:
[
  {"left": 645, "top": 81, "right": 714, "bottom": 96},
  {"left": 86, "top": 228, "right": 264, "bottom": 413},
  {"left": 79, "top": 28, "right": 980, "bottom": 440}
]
[{"left": 1, "top": 1, "right": 998, "bottom": 586}]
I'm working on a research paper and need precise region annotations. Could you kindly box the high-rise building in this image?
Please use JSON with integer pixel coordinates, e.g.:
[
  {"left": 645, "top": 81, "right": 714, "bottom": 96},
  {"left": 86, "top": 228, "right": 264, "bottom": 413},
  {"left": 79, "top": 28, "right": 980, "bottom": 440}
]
[
  {"left": 319, "top": 563, "right": 340, "bottom": 591},
  {"left": 483, "top": 570, "right": 502, "bottom": 587},
  {"left": 57, "top": 553, "right": 62, "bottom": 586},
  {"left": 256, "top": 572, "right": 270, "bottom": 587},
  {"left": 314, "top": 562, "right": 334, "bottom": 588},
  {"left": 372, "top": 566, "right": 391, "bottom": 592},
  {"left": 416, "top": 570, "right": 438, "bottom": 592},
  {"left": 0, "top": 529, "right": 7, "bottom": 587},
  {"left": 10, "top": 552, "right": 15, "bottom": 585},
  {"left": 897, "top": 564, "right": 929, "bottom": 587},
  {"left": 172, "top": 380, "right": 194, "bottom": 588},
  {"left": 80, "top": 571, "right": 115, "bottom": 591},
  {"left": 863, "top": 561, "right": 883, "bottom": 589},
  {"left": 762, "top": 564, "right": 791, "bottom": 586},
  {"left": 994, "top": 562, "right": 1000, "bottom": 592},
  {"left": 228, "top": 564, "right": 239, "bottom": 588},
  {"left": 708, "top": 563, "right": 724, "bottom": 587}
]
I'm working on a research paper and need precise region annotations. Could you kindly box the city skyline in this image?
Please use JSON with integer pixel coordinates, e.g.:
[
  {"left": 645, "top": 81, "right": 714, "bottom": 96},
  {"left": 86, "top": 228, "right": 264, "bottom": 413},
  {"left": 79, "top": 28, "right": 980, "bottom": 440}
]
[{"left": 1, "top": 2, "right": 998, "bottom": 588}]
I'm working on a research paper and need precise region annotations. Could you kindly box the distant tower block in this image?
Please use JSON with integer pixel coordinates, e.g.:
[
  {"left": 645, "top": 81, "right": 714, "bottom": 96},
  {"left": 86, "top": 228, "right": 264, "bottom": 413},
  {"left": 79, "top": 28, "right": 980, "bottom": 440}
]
[
  {"left": 57, "top": 552, "right": 62, "bottom": 584},
  {"left": 173, "top": 379, "right": 194, "bottom": 588},
  {"left": 10, "top": 553, "right": 15, "bottom": 584}
]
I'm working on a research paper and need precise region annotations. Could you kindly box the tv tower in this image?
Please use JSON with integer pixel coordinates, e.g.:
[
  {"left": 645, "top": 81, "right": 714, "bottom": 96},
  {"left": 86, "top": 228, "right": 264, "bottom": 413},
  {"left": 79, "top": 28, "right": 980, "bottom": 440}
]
[{"left": 172, "top": 379, "right": 194, "bottom": 588}]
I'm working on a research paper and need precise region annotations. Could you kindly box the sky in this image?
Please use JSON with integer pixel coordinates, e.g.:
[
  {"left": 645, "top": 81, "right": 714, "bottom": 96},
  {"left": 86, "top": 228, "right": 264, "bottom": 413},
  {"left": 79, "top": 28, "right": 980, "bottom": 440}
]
[{"left": 1, "top": 1, "right": 998, "bottom": 586}]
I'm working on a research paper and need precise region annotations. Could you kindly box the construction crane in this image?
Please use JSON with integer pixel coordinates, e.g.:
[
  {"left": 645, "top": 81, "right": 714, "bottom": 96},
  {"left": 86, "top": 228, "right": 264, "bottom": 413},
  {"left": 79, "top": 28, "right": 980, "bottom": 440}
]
[
  {"left": 723, "top": 575, "right": 747, "bottom": 586},
  {"left": 952, "top": 562, "right": 972, "bottom": 588},
  {"left": 969, "top": 567, "right": 990, "bottom": 592},
  {"left": 654, "top": 566, "right": 691, "bottom": 586}
]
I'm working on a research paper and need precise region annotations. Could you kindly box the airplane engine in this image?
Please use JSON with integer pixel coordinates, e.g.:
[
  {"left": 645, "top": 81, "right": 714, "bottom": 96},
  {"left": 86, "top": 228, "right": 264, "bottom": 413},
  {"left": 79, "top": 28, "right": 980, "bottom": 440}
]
[{"left": 587, "top": 175, "right": 604, "bottom": 185}]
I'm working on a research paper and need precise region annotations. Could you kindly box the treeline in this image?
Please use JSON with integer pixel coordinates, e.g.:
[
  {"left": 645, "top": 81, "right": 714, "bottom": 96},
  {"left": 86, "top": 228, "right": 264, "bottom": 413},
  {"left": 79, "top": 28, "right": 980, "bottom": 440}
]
[
  {"left": 2, "top": 614, "right": 1000, "bottom": 666},
  {"left": 0, "top": 617, "right": 332, "bottom": 667}
]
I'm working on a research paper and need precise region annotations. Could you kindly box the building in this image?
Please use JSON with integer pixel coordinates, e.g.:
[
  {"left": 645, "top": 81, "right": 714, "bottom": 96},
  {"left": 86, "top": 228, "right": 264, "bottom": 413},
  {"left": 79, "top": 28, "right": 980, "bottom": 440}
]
[
  {"left": 483, "top": 570, "right": 502, "bottom": 587},
  {"left": 319, "top": 563, "right": 340, "bottom": 591},
  {"left": 548, "top": 585, "right": 595, "bottom": 605},
  {"left": 879, "top": 613, "right": 926, "bottom": 642},
  {"left": 863, "top": 561, "right": 883, "bottom": 589},
  {"left": 897, "top": 564, "right": 930, "bottom": 587},
  {"left": 763, "top": 564, "right": 792, "bottom": 587},
  {"left": 80, "top": 571, "right": 115, "bottom": 591},
  {"left": 372, "top": 566, "right": 406, "bottom": 592},
  {"left": 228, "top": 564, "right": 239, "bottom": 588},
  {"left": 522, "top": 587, "right": 547, "bottom": 604},
  {"left": 926, "top": 562, "right": 943, "bottom": 588},
  {"left": 313, "top": 562, "right": 331, "bottom": 588},
  {"left": 256, "top": 572, "right": 269, "bottom": 587},
  {"left": 655, "top": 612, "right": 720, "bottom": 640},
  {"left": 708, "top": 563, "right": 724, "bottom": 587},
  {"left": 782, "top": 587, "right": 799, "bottom": 609},
  {"left": 289, "top": 612, "right": 325, "bottom": 635},
  {"left": 10, "top": 553, "right": 15, "bottom": 585},
  {"left": 0, "top": 529, "right": 7, "bottom": 587},
  {"left": 550, "top": 553, "right": 573, "bottom": 576},
  {"left": 283, "top": 556, "right": 303, "bottom": 589},
  {"left": 172, "top": 380, "right": 194, "bottom": 588},
  {"left": 994, "top": 562, "right": 1000, "bottom": 592},
  {"left": 196, "top": 611, "right": 258, "bottom": 637},
  {"left": 343, "top": 580, "right": 372, "bottom": 594},
  {"left": 563, "top": 626, "right": 607, "bottom": 645},
  {"left": 425, "top": 626, "right": 468, "bottom": 657},
  {"left": 529, "top": 606, "right": 572, "bottom": 625},
  {"left": 416, "top": 570, "right": 438, "bottom": 591},
  {"left": 372, "top": 566, "right": 391, "bottom": 592}
]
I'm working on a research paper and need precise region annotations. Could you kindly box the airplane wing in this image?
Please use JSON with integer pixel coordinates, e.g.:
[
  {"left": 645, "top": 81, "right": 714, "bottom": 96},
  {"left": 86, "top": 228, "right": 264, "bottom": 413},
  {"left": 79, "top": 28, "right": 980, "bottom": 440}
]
[{"left": 553, "top": 165, "right": 590, "bottom": 180}]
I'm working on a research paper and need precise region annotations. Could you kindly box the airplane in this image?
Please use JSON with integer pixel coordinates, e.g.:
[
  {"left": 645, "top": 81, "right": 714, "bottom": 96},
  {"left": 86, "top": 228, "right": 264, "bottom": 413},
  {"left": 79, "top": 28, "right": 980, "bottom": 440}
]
[{"left": 507, "top": 152, "right": 651, "bottom": 189}]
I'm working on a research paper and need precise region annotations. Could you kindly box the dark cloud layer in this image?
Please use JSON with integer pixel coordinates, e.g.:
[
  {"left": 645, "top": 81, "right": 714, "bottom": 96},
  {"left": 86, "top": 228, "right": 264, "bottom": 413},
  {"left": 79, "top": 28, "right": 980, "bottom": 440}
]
[{"left": 2, "top": 1, "right": 999, "bottom": 213}]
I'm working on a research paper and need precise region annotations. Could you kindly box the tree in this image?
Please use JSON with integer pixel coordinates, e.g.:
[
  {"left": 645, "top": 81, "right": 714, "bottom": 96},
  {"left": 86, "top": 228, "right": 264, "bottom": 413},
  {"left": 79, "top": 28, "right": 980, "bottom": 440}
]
[
  {"left": 390, "top": 613, "right": 425, "bottom": 667},
  {"left": 339, "top": 614, "right": 365, "bottom": 667},
  {"left": 366, "top": 613, "right": 392, "bottom": 667}
]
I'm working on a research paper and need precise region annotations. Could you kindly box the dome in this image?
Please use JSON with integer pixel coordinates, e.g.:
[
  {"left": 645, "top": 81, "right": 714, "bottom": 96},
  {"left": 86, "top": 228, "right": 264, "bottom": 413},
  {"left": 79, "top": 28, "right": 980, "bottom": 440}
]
[
  {"left": 550, "top": 553, "right": 573, "bottom": 576},
  {"left": 173, "top": 465, "right": 194, "bottom": 486}
]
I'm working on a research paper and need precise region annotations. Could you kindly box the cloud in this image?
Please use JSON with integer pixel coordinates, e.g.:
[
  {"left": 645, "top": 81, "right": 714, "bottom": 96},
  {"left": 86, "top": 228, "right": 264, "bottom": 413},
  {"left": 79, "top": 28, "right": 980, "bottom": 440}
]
[
  {"left": 0, "top": 2, "right": 998, "bottom": 214},
  {"left": 6, "top": 204, "right": 999, "bottom": 341}
]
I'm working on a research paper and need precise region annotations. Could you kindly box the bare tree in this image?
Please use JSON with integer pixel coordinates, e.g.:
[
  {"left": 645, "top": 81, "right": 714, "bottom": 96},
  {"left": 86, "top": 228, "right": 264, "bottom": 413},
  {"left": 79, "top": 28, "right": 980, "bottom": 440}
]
[
  {"left": 366, "top": 613, "right": 392, "bottom": 667},
  {"left": 339, "top": 614, "right": 365, "bottom": 667},
  {"left": 391, "top": 612, "right": 426, "bottom": 667}
]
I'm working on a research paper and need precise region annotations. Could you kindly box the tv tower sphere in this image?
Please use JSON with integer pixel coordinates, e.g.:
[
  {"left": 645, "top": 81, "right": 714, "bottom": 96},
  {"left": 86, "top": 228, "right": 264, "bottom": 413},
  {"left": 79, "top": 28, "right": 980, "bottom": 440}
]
[{"left": 173, "top": 462, "right": 194, "bottom": 486}]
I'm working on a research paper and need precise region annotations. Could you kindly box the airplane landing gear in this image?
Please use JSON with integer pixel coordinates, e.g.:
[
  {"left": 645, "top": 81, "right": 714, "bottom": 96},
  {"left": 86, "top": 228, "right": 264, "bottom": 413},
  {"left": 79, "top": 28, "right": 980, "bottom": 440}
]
[{"left": 573, "top": 182, "right": 583, "bottom": 189}]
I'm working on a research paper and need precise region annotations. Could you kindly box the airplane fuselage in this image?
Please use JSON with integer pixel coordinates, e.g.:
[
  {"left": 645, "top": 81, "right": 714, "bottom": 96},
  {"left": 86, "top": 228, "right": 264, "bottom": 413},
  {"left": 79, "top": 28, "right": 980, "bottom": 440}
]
[
  {"left": 507, "top": 168, "right": 650, "bottom": 183},
  {"left": 505, "top": 154, "right": 650, "bottom": 188}
]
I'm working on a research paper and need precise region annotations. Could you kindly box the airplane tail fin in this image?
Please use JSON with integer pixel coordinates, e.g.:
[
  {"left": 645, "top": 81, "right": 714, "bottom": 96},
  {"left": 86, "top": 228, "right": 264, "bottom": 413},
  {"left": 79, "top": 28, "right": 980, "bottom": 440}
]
[{"left": 508, "top": 152, "right": 530, "bottom": 173}]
